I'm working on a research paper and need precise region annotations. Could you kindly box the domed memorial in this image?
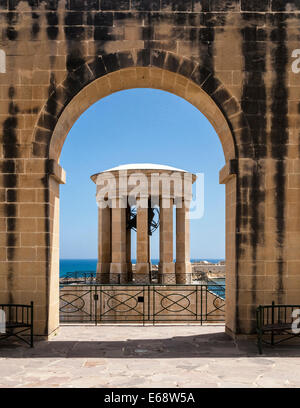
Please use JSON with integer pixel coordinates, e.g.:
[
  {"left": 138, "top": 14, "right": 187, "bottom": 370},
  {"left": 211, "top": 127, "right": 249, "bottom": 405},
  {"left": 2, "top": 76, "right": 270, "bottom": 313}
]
[{"left": 91, "top": 164, "right": 196, "bottom": 284}]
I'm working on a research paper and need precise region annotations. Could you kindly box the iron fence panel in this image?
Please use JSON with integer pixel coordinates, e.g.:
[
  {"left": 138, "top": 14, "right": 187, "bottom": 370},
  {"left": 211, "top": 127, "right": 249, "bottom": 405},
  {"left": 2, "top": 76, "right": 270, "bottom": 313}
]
[
  {"left": 152, "top": 285, "right": 199, "bottom": 323},
  {"left": 59, "top": 286, "right": 95, "bottom": 323},
  {"left": 59, "top": 284, "right": 225, "bottom": 324},
  {"left": 96, "top": 286, "right": 147, "bottom": 323}
]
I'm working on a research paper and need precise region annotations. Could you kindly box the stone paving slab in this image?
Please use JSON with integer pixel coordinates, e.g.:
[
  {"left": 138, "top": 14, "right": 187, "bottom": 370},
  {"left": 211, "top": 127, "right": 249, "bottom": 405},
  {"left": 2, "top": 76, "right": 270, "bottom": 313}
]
[{"left": 0, "top": 325, "right": 300, "bottom": 388}]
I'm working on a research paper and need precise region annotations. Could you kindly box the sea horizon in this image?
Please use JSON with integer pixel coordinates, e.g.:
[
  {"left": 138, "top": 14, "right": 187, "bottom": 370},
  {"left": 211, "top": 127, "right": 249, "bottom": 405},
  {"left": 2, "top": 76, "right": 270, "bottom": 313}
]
[{"left": 59, "top": 258, "right": 224, "bottom": 277}]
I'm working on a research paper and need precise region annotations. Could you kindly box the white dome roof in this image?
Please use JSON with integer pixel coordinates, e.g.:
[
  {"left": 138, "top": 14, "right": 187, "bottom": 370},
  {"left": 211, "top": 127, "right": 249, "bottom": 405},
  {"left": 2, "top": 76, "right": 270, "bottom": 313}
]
[
  {"left": 102, "top": 163, "right": 188, "bottom": 173},
  {"left": 91, "top": 163, "right": 196, "bottom": 183}
]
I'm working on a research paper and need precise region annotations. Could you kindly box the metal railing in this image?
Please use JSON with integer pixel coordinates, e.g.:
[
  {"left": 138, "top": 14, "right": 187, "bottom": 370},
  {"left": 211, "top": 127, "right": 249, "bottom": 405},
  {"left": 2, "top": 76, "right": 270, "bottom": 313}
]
[
  {"left": 60, "top": 271, "right": 97, "bottom": 285},
  {"left": 59, "top": 284, "right": 225, "bottom": 325},
  {"left": 60, "top": 271, "right": 225, "bottom": 290}
]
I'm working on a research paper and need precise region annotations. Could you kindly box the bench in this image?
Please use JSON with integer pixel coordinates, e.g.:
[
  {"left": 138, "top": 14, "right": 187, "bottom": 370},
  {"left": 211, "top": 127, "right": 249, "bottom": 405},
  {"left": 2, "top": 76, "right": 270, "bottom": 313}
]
[
  {"left": 256, "top": 301, "right": 300, "bottom": 354},
  {"left": 0, "top": 302, "right": 34, "bottom": 347}
]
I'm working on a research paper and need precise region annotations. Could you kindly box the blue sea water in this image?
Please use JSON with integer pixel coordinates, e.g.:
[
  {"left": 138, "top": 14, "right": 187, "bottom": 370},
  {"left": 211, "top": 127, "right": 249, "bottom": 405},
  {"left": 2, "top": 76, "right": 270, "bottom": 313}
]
[{"left": 59, "top": 259, "right": 224, "bottom": 277}]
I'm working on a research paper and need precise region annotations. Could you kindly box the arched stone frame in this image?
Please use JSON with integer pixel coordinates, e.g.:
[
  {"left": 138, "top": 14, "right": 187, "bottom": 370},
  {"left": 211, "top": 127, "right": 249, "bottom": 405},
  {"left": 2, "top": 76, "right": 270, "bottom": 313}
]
[
  {"left": 32, "top": 50, "right": 253, "bottom": 336},
  {"left": 33, "top": 50, "right": 254, "bottom": 161},
  {"left": 48, "top": 67, "right": 236, "bottom": 162}
]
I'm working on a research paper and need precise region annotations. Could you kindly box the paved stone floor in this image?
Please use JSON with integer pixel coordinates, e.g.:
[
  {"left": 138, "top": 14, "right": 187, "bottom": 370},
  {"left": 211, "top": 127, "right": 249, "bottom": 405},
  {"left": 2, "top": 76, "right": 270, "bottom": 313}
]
[{"left": 1, "top": 324, "right": 300, "bottom": 388}]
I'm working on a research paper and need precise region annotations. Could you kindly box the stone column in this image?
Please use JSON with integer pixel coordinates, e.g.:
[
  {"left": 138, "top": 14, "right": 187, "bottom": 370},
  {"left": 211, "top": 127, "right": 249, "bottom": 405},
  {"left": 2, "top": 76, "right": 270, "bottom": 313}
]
[
  {"left": 159, "top": 197, "right": 175, "bottom": 283},
  {"left": 175, "top": 200, "right": 192, "bottom": 284},
  {"left": 96, "top": 205, "right": 111, "bottom": 283},
  {"left": 110, "top": 196, "right": 128, "bottom": 283},
  {"left": 126, "top": 207, "right": 132, "bottom": 280},
  {"left": 136, "top": 198, "right": 151, "bottom": 283}
]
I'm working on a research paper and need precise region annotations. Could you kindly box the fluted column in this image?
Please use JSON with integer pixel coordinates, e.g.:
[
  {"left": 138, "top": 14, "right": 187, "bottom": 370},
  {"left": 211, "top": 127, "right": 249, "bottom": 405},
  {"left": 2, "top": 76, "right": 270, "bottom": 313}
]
[
  {"left": 96, "top": 204, "right": 111, "bottom": 283},
  {"left": 175, "top": 199, "right": 192, "bottom": 284},
  {"left": 110, "top": 196, "right": 128, "bottom": 283},
  {"left": 136, "top": 198, "right": 151, "bottom": 283},
  {"left": 159, "top": 196, "right": 175, "bottom": 283}
]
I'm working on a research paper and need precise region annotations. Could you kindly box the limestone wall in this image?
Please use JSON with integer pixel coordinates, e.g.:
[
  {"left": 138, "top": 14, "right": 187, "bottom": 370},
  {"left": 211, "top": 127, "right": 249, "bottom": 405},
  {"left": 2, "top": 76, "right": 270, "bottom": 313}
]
[{"left": 0, "top": 0, "right": 299, "bottom": 337}]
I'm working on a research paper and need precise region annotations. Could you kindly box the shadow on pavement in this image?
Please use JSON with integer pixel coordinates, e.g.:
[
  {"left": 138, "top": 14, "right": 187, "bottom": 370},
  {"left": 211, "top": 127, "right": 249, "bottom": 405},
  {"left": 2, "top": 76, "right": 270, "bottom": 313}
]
[{"left": 1, "top": 329, "right": 300, "bottom": 358}]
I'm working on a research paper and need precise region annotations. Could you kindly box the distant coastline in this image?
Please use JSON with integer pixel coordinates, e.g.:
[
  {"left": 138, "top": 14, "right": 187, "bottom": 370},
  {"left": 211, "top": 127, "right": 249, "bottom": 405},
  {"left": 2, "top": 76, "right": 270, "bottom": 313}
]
[{"left": 59, "top": 258, "right": 225, "bottom": 277}]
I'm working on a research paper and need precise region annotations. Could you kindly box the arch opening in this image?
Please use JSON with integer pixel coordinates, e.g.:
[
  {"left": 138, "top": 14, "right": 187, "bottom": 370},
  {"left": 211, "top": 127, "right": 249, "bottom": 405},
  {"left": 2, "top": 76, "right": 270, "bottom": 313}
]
[
  {"left": 59, "top": 88, "right": 226, "bottom": 281},
  {"left": 47, "top": 67, "right": 237, "bottom": 163},
  {"left": 35, "top": 62, "right": 241, "bottom": 336}
]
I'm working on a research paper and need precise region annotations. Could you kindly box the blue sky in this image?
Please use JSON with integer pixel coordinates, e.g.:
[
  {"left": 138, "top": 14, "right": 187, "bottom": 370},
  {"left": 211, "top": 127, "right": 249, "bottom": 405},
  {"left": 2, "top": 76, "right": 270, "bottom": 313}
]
[{"left": 59, "top": 88, "right": 225, "bottom": 260}]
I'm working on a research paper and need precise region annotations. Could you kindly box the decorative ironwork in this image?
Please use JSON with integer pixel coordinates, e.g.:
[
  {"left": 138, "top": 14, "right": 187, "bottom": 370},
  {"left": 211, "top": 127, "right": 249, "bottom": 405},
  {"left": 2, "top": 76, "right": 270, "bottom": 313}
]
[
  {"left": 99, "top": 288, "right": 145, "bottom": 322},
  {"left": 207, "top": 294, "right": 225, "bottom": 317},
  {"left": 127, "top": 201, "right": 160, "bottom": 236},
  {"left": 60, "top": 294, "right": 86, "bottom": 314},
  {"left": 59, "top": 284, "right": 225, "bottom": 324},
  {"left": 59, "top": 288, "right": 95, "bottom": 322},
  {"left": 106, "top": 292, "right": 140, "bottom": 313},
  {"left": 161, "top": 294, "right": 191, "bottom": 312},
  {"left": 153, "top": 287, "right": 197, "bottom": 322}
]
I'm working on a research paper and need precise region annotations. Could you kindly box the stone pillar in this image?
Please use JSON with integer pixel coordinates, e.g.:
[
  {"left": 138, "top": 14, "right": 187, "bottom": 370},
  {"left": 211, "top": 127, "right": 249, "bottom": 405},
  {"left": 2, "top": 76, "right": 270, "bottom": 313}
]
[
  {"left": 159, "top": 197, "right": 175, "bottom": 283},
  {"left": 126, "top": 208, "right": 132, "bottom": 280},
  {"left": 175, "top": 200, "right": 192, "bottom": 284},
  {"left": 96, "top": 205, "right": 111, "bottom": 283},
  {"left": 110, "top": 197, "right": 128, "bottom": 283},
  {"left": 136, "top": 199, "right": 151, "bottom": 283}
]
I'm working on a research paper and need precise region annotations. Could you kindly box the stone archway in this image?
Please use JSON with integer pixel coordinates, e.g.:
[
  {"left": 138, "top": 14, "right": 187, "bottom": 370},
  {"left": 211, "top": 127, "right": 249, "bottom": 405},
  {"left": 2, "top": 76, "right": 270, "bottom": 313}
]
[
  {"left": 2, "top": 1, "right": 297, "bottom": 341},
  {"left": 34, "top": 50, "right": 250, "bottom": 162},
  {"left": 32, "top": 51, "right": 249, "bottom": 338}
]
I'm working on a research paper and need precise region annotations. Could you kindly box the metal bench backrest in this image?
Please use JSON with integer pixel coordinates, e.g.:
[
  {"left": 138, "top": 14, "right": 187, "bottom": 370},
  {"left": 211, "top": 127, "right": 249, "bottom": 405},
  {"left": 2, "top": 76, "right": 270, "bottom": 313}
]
[
  {"left": 0, "top": 302, "right": 33, "bottom": 326},
  {"left": 256, "top": 301, "right": 300, "bottom": 328}
]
